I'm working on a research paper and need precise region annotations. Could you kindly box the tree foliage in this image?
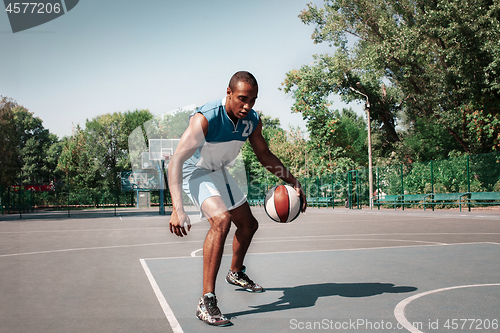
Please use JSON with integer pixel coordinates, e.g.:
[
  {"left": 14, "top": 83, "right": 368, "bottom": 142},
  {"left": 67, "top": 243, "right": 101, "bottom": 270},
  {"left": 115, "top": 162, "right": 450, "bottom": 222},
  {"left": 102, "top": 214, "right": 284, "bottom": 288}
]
[
  {"left": 243, "top": 109, "right": 366, "bottom": 185},
  {"left": 13, "top": 105, "right": 59, "bottom": 183},
  {"left": 57, "top": 127, "right": 100, "bottom": 189},
  {"left": 57, "top": 109, "right": 154, "bottom": 190},
  {"left": 242, "top": 112, "right": 286, "bottom": 185},
  {"left": 0, "top": 97, "right": 18, "bottom": 187},
  {"left": 0, "top": 97, "right": 58, "bottom": 186},
  {"left": 283, "top": 0, "right": 500, "bottom": 163},
  {"left": 307, "top": 107, "right": 367, "bottom": 172},
  {"left": 268, "top": 126, "right": 307, "bottom": 177}
]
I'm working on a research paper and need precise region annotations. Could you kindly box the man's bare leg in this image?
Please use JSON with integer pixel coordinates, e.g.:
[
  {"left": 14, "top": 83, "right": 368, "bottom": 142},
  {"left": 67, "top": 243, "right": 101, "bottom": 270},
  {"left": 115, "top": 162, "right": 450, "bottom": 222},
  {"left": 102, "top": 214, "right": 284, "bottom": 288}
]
[
  {"left": 228, "top": 202, "right": 258, "bottom": 272},
  {"left": 200, "top": 198, "right": 260, "bottom": 294},
  {"left": 200, "top": 196, "right": 231, "bottom": 295}
]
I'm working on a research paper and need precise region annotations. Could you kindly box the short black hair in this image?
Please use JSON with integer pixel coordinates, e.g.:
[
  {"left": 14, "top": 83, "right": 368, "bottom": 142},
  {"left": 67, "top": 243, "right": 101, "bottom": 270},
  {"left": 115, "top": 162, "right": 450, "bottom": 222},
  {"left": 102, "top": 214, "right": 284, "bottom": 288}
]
[{"left": 228, "top": 71, "right": 258, "bottom": 91}]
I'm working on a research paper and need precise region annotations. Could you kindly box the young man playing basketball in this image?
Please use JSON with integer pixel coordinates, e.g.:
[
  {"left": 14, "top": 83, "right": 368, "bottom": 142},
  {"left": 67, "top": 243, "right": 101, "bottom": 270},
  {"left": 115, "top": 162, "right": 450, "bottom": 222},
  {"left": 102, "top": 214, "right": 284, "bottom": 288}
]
[{"left": 168, "top": 71, "right": 307, "bottom": 327}]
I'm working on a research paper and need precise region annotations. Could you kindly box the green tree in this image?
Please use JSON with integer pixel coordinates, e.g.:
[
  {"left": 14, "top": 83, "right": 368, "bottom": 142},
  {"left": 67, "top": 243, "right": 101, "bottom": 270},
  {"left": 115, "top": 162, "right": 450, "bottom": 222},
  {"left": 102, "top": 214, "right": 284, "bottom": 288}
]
[
  {"left": 464, "top": 100, "right": 500, "bottom": 152},
  {"left": 123, "top": 109, "right": 156, "bottom": 139},
  {"left": 268, "top": 126, "right": 307, "bottom": 178},
  {"left": 283, "top": 0, "right": 500, "bottom": 162},
  {"left": 307, "top": 107, "right": 367, "bottom": 172},
  {"left": 0, "top": 97, "right": 18, "bottom": 187},
  {"left": 144, "top": 108, "right": 191, "bottom": 140},
  {"left": 57, "top": 127, "right": 100, "bottom": 189},
  {"left": 57, "top": 109, "right": 154, "bottom": 191},
  {"left": 45, "top": 139, "right": 65, "bottom": 182},
  {"left": 385, "top": 113, "right": 462, "bottom": 165},
  {"left": 242, "top": 112, "right": 286, "bottom": 185},
  {"left": 11, "top": 102, "right": 58, "bottom": 184},
  {"left": 83, "top": 110, "right": 154, "bottom": 190},
  {"left": 1, "top": 96, "right": 64, "bottom": 187}
]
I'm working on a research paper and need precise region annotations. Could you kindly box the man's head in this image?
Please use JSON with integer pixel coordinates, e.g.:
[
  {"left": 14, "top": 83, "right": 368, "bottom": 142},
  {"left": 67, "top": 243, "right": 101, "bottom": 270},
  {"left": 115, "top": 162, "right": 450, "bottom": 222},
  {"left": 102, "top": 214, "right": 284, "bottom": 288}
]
[
  {"left": 226, "top": 71, "right": 258, "bottom": 121},
  {"left": 228, "top": 71, "right": 258, "bottom": 91}
]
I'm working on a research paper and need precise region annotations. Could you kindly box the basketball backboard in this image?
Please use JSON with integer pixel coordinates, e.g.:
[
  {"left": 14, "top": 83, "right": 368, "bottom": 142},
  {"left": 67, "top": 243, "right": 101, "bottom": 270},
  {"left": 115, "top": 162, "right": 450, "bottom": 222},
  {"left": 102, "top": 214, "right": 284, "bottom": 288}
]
[{"left": 149, "top": 139, "right": 180, "bottom": 162}]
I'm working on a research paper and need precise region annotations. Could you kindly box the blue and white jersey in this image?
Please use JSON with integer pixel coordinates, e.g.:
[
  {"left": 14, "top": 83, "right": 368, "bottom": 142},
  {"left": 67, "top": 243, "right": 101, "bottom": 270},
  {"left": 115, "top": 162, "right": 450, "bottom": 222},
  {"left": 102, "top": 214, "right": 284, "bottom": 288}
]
[{"left": 184, "top": 97, "right": 260, "bottom": 174}]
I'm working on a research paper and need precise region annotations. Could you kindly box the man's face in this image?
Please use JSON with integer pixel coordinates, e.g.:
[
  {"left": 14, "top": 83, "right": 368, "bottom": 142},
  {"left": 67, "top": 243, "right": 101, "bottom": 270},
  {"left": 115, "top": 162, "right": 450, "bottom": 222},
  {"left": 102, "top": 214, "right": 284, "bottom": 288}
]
[{"left": 226, "top": 81, "right": 258, "bottom": 120}]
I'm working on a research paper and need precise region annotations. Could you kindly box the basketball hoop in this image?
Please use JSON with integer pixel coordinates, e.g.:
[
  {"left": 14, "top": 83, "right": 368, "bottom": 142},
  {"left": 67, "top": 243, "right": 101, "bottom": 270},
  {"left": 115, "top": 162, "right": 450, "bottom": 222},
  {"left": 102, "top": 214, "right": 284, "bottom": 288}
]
[{"left": 163, "top": 154, "right": 172, "bottom": 162}]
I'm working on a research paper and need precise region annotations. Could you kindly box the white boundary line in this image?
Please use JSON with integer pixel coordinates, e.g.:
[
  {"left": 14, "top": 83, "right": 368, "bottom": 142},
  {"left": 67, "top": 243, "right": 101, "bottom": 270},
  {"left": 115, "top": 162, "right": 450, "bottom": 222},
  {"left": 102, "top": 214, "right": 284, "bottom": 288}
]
[
  {"left": 3, "top": 239, "right": 496, "bottom": 259},
  {"left": 394, "top": 283, "right": 500, "bottom": 333},
  {"left": 0, "top": 240, "right": 200, "bottom": 258},
  {"left": 189, "top": 238, "right": 448, "bottom": 258},
  {"left": 252, "top": 232, "right": 500, "bottom": 239},
  {"left": 252, "top": 237, "right": 447, "bottom": 245},
  {"left": 246, "top": 241, "right": 499, "bottom": 257},
  {"left": 2, "top": 230, "right": 499, "bottom": 236},
  {"left": 191, "top": 248, "right": 202, "bottom": 257},
  {"left": 144, "top": 241, "right": 497, "bottom": 261},
  {"left": 140, "top": 259, "right": 184, "bottom": 333},
  {"left": 0, "top": 227, "right": 172, "bottom": 234}
]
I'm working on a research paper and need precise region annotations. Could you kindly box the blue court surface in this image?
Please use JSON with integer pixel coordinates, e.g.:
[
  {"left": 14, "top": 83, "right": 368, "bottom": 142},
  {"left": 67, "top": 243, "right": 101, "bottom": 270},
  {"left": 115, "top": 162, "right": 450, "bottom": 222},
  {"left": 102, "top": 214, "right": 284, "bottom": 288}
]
[{"left": 142, "top": 242, "right": 500, "bottom": 333}]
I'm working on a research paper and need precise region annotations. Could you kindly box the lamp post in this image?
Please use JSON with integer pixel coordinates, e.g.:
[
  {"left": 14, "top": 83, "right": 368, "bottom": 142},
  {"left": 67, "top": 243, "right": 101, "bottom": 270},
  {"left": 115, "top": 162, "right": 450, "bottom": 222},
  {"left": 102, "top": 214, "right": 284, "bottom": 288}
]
[{"left": 350, "top": 85, "right": 373, "bottom": 209}]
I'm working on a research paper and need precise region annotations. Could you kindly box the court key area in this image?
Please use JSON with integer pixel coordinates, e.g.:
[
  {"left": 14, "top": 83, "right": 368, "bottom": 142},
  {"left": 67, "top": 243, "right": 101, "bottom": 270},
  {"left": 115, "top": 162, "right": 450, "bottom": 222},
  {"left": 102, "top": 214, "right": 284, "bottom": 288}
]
[{"left": 0, "top": 207, "right": 499, "bottom": 333}]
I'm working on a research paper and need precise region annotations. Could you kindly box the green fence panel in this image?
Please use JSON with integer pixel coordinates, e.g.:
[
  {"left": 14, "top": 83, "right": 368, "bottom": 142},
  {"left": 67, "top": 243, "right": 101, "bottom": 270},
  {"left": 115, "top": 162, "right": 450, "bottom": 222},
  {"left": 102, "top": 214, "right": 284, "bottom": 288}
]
[
  {"left": 376, "top": 164, "right": 403, "bottom": 196},
  {"left": 469, "top": 152, "right": 500, "bottom": 192},
  {"left": 432, "top": 155, "right": 469, "bottom": 194},
  {"left": 2, "top": 153, "right": 498, "bottom": 214},
  {"left": 401, "top": 161, "right": 432, "bottom": 194}
]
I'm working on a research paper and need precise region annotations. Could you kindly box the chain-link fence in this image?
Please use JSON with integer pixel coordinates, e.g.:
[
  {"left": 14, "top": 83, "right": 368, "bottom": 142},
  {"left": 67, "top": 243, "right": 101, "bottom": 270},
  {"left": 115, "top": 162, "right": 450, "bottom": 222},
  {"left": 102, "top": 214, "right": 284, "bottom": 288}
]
[
  {"left": 247, "top": 152, "right": 500, "bottom": 209},
  {"left": 247, "top": 170, "right": 369, "bottom": 208},
  {"left": 376, "top": 152, "right": 500, "bottom": 196},
  {"left": 2, "top": 152, "right": 499, "bottom": 214},
  {"left": 1, "top": 184, "right": 135, "bottom": 215},
  {"left": 0, "top": 187, "right": 34, "bottom": 214}
]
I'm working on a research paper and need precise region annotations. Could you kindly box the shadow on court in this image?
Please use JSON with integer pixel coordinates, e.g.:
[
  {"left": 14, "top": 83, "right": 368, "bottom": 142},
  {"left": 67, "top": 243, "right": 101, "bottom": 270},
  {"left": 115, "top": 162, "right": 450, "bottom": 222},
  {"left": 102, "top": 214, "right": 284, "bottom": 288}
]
[{"left": 226, "top": 282, "right": 417, "bottom": 319}]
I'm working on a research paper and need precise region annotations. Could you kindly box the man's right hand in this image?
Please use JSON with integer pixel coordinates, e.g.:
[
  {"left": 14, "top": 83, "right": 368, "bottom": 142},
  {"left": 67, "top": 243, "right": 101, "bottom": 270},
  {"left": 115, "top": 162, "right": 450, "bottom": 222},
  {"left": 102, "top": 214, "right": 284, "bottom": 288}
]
[{"left": 169, "top": 208, "right": 191, "bottom": 237}]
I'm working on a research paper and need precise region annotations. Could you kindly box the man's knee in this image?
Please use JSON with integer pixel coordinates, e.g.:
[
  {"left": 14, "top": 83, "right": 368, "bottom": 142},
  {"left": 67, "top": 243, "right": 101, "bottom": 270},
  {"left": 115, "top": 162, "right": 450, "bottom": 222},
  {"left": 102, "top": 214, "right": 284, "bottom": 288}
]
[
  {"left": 210, "top": 211, "right": 232, "bottom": 235},
  {"left": 240, "top": 215, "right": 259, "bottom": 235},
  {"left": 250, "top": 217, "right": 259, "bottom": 233}
]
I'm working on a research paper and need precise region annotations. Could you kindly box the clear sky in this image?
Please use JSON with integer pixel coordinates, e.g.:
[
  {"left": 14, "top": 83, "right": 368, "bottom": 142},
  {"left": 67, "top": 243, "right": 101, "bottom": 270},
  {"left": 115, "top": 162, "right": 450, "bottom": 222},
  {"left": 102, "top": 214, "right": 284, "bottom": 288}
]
[{"left": 1, "top": 0, "right": 362, "bottom": 139}]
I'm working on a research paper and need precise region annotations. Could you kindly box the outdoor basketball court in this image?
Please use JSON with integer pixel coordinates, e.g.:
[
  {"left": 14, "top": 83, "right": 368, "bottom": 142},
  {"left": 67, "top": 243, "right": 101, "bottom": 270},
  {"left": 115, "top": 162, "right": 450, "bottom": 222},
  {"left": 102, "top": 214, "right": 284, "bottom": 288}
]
[{"left": 1, "top": 207, "right": 499, "bottom": 333}]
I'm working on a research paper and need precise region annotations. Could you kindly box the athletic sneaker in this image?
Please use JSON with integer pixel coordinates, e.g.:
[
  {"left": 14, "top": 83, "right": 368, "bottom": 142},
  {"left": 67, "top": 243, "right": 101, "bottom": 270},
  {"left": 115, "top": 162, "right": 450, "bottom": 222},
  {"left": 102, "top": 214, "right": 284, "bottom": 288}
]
[
  {"left": 196, "top": 293, "right": 232, "bottom": 327},
  {"left": 225, "top": 265, "right": 264, "bottom": 292}
]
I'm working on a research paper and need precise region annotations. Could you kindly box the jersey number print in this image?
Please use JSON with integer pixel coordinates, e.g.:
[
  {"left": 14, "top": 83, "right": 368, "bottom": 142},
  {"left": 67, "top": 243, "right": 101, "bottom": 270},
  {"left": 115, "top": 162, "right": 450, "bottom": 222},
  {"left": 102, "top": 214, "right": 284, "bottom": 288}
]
[{"left": 242, "top": 120, "right": 253, "bottom": 137}]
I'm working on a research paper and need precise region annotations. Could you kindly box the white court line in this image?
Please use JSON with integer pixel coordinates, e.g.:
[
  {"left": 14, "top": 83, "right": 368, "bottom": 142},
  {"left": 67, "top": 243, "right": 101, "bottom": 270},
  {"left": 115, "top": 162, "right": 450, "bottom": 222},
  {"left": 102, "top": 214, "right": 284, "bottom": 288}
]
[
  {"left": 145, "top": 242, "right": 495, "bottom": 261},
  {"left": 191, "top": 248, "right": 202, "bottom": 257},
  {"left": 247, "top": 241, "right": 497, "bottom": 257},
  {"left": 189, "top": 238, "right": 447, "bottom": 258},
  {"left": 279, "top": 213, "right": 500, "bottom": 222},
  {"left": 0, "top": 227, "right": 170, "bottom": 234},
  {"left": 140, "top": 259, "right": 184, "bottom": 333},
  {"left": 0, "top": 240, "right": 202, "bottom": 258},
  {"left": 394, "top": 283, "right": 500, "bottom": 333},
  {"left": 252, "top": 238, "right": 447, "bottom": 245},
  {"left": 252, "top": 232, "right": 500, "bottom": 240},
  {"left": 1, "top": 230, "right": 499, "bottom": 237},
  {"left": 4, "top": 237, "right": 492, "bottom": 259}
]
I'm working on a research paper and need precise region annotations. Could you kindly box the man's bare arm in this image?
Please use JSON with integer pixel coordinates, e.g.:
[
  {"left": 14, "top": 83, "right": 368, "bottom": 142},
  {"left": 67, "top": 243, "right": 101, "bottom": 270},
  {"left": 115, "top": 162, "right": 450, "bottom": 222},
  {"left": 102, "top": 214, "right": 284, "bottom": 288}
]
[
  {"left": 248, "top": 119, "right": 307, "bottom": 212},
  {"left": 167, "top": 113, "right": 208, "bottom": 236}
]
